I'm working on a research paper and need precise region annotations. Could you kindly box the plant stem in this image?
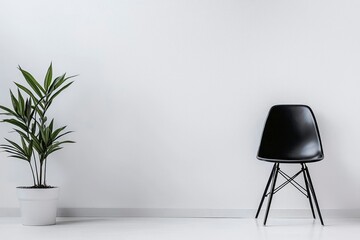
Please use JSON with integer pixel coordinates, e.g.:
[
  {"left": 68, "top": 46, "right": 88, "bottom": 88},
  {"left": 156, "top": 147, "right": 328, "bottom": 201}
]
[
  {"left": 28, "top": 162, "right": 37, "bottom": 186},
  {"left": 39, "top": 161, "right": 43, "bottom": 186},
  {"left": 44, "top": 158, "right": 47, "bottom": 186},
  {"left": 32, "top": 152, "right": 40, "bottom": 186}
]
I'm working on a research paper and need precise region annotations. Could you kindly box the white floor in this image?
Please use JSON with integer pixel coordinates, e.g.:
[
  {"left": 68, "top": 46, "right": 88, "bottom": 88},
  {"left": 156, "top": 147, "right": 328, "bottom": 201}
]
[{"left": 0, "top": 217, "right": 359, "bottom": 240}]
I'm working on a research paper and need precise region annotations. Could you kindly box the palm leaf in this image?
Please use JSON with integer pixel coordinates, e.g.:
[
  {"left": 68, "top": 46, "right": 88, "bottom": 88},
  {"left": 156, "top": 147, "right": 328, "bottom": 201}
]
[
  {"left": 10, "top": 90, "right": 19, "bottom": 113},
  {"left": 46, "top": 147, "right": 63, "bottom": 156},
  {"left": 8, "top": 155, "right": 29, "bottom": 161},
  {"left": 0, "top": 105, "right": 18, "bottom": 117},
  {"left": 54, "top": 130, "right": 74, "bottom": 141},
  {"left": 51, "top": 126, "right": 66, "bottom": 139},
  {"left": 44, "top": 62, "right": 53, "bottom": 91},
  {"left": 13, "top": 129, "right": 29, "bottom": 140},
  {"left": 47, "top": 73, "right": 65, "bottom": 94},
  {"left": 48, "top": 81, "right": 74, "bottom": 104},
  {"left": 2, "top": 119, "right": 28, "bottom": 132},
  {"left": 54, "top": 74, "right": 78, "bottom": 90},
  {"left": 17, "top": 90, "right": 25, "bottom": 117},
  {"left": 18, "top": 66, "right": 45, "bottom": 97},
  {"left": 4, "top": 138, "right": 26, "bottom": 155},
  {"left": 15, "top": 82, "right": 44, "bottom": 109}
]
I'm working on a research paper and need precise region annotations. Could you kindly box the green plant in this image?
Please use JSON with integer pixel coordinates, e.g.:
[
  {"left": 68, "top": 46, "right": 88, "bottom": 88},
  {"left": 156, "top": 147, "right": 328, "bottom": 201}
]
[{"left": 0, "top": 63, "right": 76, "bottom": 188}]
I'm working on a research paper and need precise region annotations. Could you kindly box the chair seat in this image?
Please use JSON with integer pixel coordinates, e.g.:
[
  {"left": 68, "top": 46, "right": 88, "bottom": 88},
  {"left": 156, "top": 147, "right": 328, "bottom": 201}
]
[{"left": 257, "top": 156, "right": 323, "bottom": 164}]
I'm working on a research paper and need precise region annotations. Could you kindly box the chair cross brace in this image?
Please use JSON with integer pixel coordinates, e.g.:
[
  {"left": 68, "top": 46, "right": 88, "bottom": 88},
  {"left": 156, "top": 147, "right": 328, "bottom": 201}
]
[{"left": 265, "top": 168, "right": 308, "bottom": 197}]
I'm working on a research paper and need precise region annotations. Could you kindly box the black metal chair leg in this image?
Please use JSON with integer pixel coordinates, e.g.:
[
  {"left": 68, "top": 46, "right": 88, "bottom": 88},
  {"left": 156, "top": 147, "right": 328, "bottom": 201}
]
[
  {"left": 255, "top": 163, "right": 276, "bottom": 218},
  {"left": 263, "top": 163, "right": 279, "bottom": 225},
  {"left": 304, "top": 164, "right": 324, "bottom": 225},
  {"left": 301, "top": 163, "right": 316, "bottom": 219}
]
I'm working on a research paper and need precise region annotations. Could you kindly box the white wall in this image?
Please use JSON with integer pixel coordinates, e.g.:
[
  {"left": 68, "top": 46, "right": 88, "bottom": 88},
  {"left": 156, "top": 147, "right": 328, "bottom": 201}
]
[{"left": 1, "top": 0, "right": 360, "bottom": 213}]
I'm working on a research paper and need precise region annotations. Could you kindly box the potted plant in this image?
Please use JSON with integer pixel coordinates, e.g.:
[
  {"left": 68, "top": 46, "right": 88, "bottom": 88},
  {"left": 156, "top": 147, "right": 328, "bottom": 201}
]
[{"left": 0, "top": 63, "right": 76, "bottom": 225}]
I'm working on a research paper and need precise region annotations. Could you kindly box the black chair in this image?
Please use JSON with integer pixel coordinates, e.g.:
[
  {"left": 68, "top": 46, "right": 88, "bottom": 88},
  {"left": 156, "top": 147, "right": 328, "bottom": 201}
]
[{"left": 255, "top": 105, "right": 324, "bottom": 225}]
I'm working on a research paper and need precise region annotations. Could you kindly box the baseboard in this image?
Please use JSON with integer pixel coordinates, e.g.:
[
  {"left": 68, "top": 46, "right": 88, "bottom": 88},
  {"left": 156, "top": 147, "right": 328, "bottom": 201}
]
[{"left": 0, "top": 208, "right": 359, "bottom": 218}]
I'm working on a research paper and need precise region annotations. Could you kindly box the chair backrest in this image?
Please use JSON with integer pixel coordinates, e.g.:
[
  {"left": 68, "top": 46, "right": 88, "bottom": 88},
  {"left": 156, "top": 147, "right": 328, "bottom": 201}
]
[{"left": 257, "top": 105, "right": 324, "bottom": 162}]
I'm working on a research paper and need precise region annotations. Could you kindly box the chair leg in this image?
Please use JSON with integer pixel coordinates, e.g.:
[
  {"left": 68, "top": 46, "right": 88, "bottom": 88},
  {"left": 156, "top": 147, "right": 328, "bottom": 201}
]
[
  {"left": 263, "top": 163, "right": 279, "bottom": 225},
  {"left": 255, "top": 163, "right": 276, "bottom": 218},
  {"left": 304, "top": 164, "right": 324, "bottom": 225},
  {"left": 301, "top": 163, "right": 316, "bottom": 219}
]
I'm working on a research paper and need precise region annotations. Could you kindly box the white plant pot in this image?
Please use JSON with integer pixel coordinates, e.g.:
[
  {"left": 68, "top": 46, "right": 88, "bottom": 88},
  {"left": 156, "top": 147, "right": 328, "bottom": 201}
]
[{"left": 17, "top": 187, "right": 59, "bottom": 226}]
